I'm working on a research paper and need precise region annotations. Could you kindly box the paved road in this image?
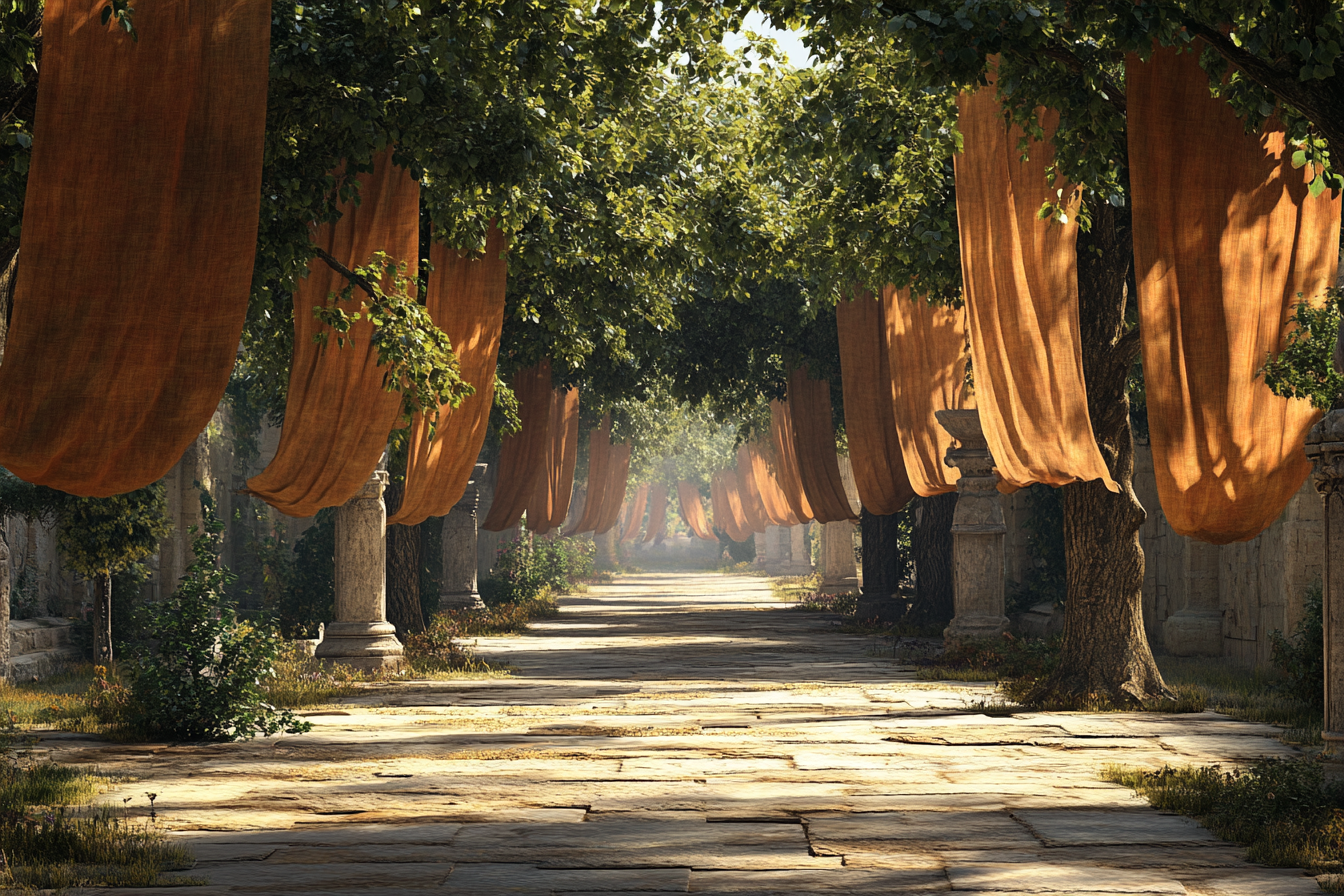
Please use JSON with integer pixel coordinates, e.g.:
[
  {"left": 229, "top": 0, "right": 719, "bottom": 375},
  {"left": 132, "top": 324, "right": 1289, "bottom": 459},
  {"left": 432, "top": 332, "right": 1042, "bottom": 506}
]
[{"left": 50, "top": 572, "right": 1318, "bottom": 894}]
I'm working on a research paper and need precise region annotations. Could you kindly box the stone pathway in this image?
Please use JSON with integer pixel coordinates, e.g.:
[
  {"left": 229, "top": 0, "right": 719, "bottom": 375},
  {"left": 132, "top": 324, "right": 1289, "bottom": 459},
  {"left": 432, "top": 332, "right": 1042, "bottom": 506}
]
[{"left": 46, "top": 573, "right": 1319, "bottom": 894}]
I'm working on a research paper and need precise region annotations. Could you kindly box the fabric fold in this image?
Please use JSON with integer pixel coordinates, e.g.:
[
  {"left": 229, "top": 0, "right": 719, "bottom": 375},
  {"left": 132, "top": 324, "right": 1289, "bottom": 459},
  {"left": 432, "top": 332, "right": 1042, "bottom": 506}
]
[
  {"left": 787, "top": 367, "right": 859, "bottom": 523},
  {"left": 954, "top": 82, "right": 1118, "bottom": 493},
  {"left": 747, "top": 441, "right": 799, "bottom": 527},
  {"left": 480, "top": 360, "right": 553, "bottom": 532},
  {"left": 0, "top": 0, "right": 270, "bottom": 495},
  {"left": 1128, "top": 44, "right": 1341, "bottom": 543},
  {"left": 643, "top": 483, "right": 670, "bottom": 543},
  {"left": 248, "top": 151, "right": 418, "bottom": 517},
  {"left": 712, "top": 470, "right": 754, "bottom": 543},
  {"left": 564, "top": 417, "right": 612, "bottom": 535},
  {"left": 390, "top": 226, "right": 509, "bottom": 526},
  {"left": 735, "top": 445, "right": 771, "bottom": 533},
  {"left": 621, "top": 482, "right": 650, "bottom": 542},
  {"left": 769, "top": 400, "right": 815, "bottom": 524},
  {"left": 677, "top": 480, "right": 717, "bottom": 541},
  {"left": 594, "top": 443, "right": 632, "bottom": 535},
  {"left": 527, "top": 386, "right": 580, "bottom": 535}
]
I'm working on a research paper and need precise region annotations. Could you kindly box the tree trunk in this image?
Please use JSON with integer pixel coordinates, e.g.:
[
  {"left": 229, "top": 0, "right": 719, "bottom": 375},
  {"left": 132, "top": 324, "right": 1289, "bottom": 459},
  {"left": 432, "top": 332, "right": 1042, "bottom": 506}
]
[
  {"left": 93, "top": 572, "right": 112, "bottom": 666},
  {"left": 0, "top": 246, "right": 16, "bottom": 365},
  {"left": 384, "top": 481, "right": 424, "bottom": 637},
  {"left": 859, "top": 509, "right": 895, "bottom": 599},
  {"left": 1031, "top": 202, "right": 1169, "bottom": 705},
  {"left": 906, "top": 492, "right": 955, "bottom": 628}
]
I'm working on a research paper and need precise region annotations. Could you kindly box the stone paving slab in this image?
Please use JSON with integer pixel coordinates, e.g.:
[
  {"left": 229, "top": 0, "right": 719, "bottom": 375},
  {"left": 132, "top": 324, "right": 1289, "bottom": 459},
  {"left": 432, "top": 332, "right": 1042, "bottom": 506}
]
[{"left": 33, "top": 572, "right": 1321, "bottom": 894}]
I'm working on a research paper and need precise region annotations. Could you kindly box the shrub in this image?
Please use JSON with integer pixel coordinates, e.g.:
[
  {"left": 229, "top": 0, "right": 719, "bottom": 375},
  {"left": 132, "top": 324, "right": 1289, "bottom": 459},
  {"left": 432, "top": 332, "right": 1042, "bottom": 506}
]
[
  {"left": 128, "top": 513, "right": 310, "bottom": 742},
  {"left": 479, "top": 533, "right": 593, "bottom": 605},
  {"left": 1271, "top": 581, "right": 1325, "bottom": 711},
  {"left": 402, "top": 613, "right": 484, "bottom": 673}
]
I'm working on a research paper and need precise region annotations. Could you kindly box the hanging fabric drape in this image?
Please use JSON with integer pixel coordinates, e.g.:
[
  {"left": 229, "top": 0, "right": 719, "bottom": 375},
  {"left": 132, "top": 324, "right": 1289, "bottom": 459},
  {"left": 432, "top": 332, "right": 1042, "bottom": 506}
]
[
  {"left": 564, "top": 416, "right": 612, "bottom": 535},
  {"left": 955, "top": 82, "right": 1118, "bottom": 493},
  {"left": 787, "top": 367, "right": 860, "bottom": 523},
  {"left": 389, "top": 226, "right": 509, "bottom": 526},
  {"left": 0, "top": 0, "right": 269, "bottom": 496},
  {"left": 480, "top": 361, "right": 553, "bottom": 531},
  {"left": 593, "top": 443, "right": 631, "bottom": 535},
  {"left": 527, "top": 386, "right": 580, "bottom": 535},
  {"left": 677, "top": 481, "right": 717, "bottom": 541},
  {"left": 885, "top": 286, "right": 973, "bottom": 497},
  {"left": 643, "top": 484, "right": 669, "bottom": 543},
  {"left": 620, "top": 483, "right": 649, "bottom": 542},
  {"left": 735, "top": 445, "right": 771, "bottom": 533},
  {"left": 711, "top": 471, "right": 754, "bottom": 543},
  {"left": 769, "top": 400, "right": 815, "bottom": 524},
  {"left": 837, "top": 287, "right": 917, "bottom": 515},
  {"left": 747, "top": 441, "right": 799, "bottom": 527},
  {"left": 248, "top": 152, "right": 418, "bottom": 517},
  {"left": 1129, "top": 45, "right": 1341, "bottom": 543}
]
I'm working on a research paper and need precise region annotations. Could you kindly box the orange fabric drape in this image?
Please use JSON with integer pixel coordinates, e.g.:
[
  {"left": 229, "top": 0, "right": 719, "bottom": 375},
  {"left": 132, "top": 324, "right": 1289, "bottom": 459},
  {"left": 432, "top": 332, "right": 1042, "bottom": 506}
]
[
  {"left": 769, "top": 400, "right": 815, "bottom": 524},
  {"left": 837, "top": 288, "right": 917, "bottom": 515},
  {"left": 0, "top": 0, "right": 269, "bottom": 496},
  {"left": 643, "top": 484, "right": 669, "bottom": 543},
  {"left": 886, "top": 286, "right": 973, "bottom": 497},
  {"left": 527, "top": 386, "right": 580, "bottom": 535},
  {"left": 480, "top": 361, "right": 553, "bottom": 531},
  {"left": 1129, "top": 45, "right": 1341, "bottom": 543},
  {"left": 594, "top": 443, "right": 632, "bottom": 535},
  {"left": 954, "top": 83, "right": 1118, "bottom": 493},
  {"left": 747, "top": 442, "right": 799, "bottom": 526},
  {"left": 787, "top": 368, "right": 859, "bottom": 523},
  {"left": 390, "top": 226, "right": 509, "bottom": 526},
  {"left": 677, "top": 480, "right": 716, "bottom": 541},
  {"left": 620, "top": 482, "right": 649, "bottom": 542},
  {"left": 248, "top": 152, "right": 418, "bottom": 517},
  {"left": 735, "top": 445, "right": 771, "bottom": 533},
  {"left": 565, "top": 417, "right": 612, "bottom": 535},
  {"left": 712, "top": 470, "right": 755, "bottom": 543}
]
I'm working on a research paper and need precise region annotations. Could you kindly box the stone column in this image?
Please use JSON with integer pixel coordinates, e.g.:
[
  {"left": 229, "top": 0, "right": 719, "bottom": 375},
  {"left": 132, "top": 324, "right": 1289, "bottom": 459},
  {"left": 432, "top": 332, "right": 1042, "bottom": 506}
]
[
  {"left": 936, "top": 409, "right": 1009, "bottom": 643},
  {"left": 821, "top": 521, "right": 859, "bottom": 593},
  {"left": 789, "top": 524, "right": 811, "bottom": 575},
  {"left": 762, "top": 525, "right": 788, "bottom": 575},
  {"left": 1307, "top": 410, "right": 1344, "bottom": 762},
  {"left": 315, "top": 470, "right": 403, "bottom": 671},
  {"left": 442, "top": 464, "right": 487, "bottom": 611},
  {"left": 1162, "top": 539, "right": 1223, "bottom": 656}
]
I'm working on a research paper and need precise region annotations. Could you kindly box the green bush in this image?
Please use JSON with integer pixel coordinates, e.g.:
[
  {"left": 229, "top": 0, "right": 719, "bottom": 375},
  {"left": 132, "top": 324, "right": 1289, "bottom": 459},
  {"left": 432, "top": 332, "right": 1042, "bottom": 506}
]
[
  {"left": 479, "top": 532, "right": 593, "bottom": 605},
  {"left": 128, "top": 513, "right": 310, "bottom": 742},
  {"left": 1271, "top": 581, "right": 1325, "bottom": 711}
]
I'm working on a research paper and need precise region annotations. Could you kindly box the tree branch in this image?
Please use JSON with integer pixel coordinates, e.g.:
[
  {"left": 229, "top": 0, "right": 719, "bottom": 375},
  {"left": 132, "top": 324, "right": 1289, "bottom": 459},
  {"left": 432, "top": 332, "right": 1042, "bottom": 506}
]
[{"left": 312, "top": 247, "right": 377, "bottom": 298}]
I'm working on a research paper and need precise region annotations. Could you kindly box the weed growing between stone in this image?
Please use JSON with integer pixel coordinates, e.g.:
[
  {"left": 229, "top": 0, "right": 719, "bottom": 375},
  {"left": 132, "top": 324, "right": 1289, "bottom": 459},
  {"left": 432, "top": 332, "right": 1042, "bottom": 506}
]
[
  {"left": 1104, "top": 758, "right": 1344, "bottom": 875},
  {"left": 1157, "top": 656, "right": 1322, "bottom": 745}
]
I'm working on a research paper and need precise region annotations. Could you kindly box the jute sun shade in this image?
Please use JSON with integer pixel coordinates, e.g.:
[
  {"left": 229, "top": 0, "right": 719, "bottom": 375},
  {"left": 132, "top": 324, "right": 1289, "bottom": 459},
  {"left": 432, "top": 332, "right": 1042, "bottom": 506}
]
[
  {"left": 885, "top": 285, "right": 973, "bottom": 497},
  {"left": 389, "top": 226, "right": 509, "bottom": 526},
  {"left": 643, "top": 483, "right": 670, "bottom": 543},
  {"left": 527, "top": 386, "right": 580, "bottom": 535},
  {"left": 0, "top": 0, "right": 269, "bottom": 496},
  {"left": 677, "top": 480, "right": 716, "bottom": 541},
  {"left": 593, "top": 442, "right": 632, "bottom": 536},
  {"left": 621, "top": 482, "right": 650, "bottom": 542},
  {"left": 786, "top": 368, "right": 860, "bottom": 523},
  {"left": 769, "top": 400, "right": 815, "bottom": 524},
  {"left": 955, "top": 84, "right": 1118, "bottom": 494},
  {"left": 836, "top": 288, "right": 917, "bottom": 515},
  {"left": 1128, "top": 45, "right": 1341, "bottom": 543},
  {"left": 248, "top": 151, "right": 419, "bottom": 517},
  {"left": 481, "top": 361, "right": 554, "bottom": 532},
  {"left": 564, "top": 417, "right": 612, "bottom": 536},
  {"left": 711, "top": 470, "right": 754, "bottom": 543},
  {"left": 746, "top": 441, "right": 798, "bottom": 527},
  {"left": 735, "top": 444, "right": 772, "bottom": 533}
]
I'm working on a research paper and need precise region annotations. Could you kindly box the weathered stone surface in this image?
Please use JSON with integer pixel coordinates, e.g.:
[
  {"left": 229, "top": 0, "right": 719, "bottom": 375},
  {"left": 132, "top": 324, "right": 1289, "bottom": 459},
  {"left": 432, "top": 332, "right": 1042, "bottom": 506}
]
[
  {"left": 947, "top": 862, "right": 1186, "bottom": 893},
  {"left": 1011, "top": 810, "right": 1218, "bottom": 847}
]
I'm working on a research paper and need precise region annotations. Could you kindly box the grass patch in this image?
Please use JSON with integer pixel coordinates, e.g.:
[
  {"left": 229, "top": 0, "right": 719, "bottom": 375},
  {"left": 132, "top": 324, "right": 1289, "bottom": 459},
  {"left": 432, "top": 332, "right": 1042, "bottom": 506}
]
[
  {"left": 1157, "top": 655, "right": 1322, "bottom": 745},
  {"left": 1104, "top": 757, "right": 1344, "bottom": 875},
  {"left": 717, "top": 560, "right": 767, "bottom": 576}
]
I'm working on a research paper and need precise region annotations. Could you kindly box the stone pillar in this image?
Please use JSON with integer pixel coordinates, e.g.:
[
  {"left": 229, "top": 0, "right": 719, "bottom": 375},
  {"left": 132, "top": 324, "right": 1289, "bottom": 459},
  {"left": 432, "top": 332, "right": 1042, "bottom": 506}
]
[
  {"left": 936, "top": 409, "right": 1009, "bottom": 643},
  {"left": 821, "top": 521, "right": 858, "bottom": 594},
  {"left": 764, "top": 525, "right": 791, "bottom": 575},
  {"left": 315, "top": 470, "right": 403, "bottom": 671},
  {"left": 441, "top": 464, "right": 487, "bottom": 611},
  {"left": 1162, "top": 539, "right": 1223, "bottom": 656},
  {"left": 1307, "top": 410, "right": 1344, "bottom": 762},
  {"left": 789, "top": 524, "right": 811, "bottom": 575}
]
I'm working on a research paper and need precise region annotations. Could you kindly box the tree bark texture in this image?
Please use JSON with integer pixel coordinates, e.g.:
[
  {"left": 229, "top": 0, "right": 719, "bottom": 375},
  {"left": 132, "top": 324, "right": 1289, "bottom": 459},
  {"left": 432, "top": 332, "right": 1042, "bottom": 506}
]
[
  {"left": 860, "top": 508, "right": 905, "bottom": 598},
  {"left": 384, "top": 481, "right": 424, "bottom": 636},
  {"left": 907, "top": 492, "right": 955, "bottom": 628},
  {"left": 1037, "top": 203, "right": 1168, "bottom": 705},
  {"left": 93, "top": 572, "right": 112, "bottom": 666},
  {"left": 0, "top": 247, "right": 16, "bottom": 365}
]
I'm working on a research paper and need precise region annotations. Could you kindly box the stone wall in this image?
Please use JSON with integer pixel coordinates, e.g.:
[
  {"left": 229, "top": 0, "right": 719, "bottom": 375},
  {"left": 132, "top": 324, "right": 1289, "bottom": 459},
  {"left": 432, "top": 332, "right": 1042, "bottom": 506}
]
[{"left": 1002, "top": 440, "right": 1323, "bottom": 667}]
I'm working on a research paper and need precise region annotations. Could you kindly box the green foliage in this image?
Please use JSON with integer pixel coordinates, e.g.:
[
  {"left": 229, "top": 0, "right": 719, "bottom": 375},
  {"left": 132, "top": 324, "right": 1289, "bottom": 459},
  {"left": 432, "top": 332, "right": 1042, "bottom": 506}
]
[
  {"left": 57, "top": 486, "right": 171, "bottom": 582},
  {"left": 1006, "top": 485, "right": 1067, "bottom": 616},
  {"left": 403, "top": 614, "right": 495, "bottom": 672},
  {"left": 269, "top": 509, "right": 336, "bottom": 639},
  {"left": 918, "top": 634, "right": 1061, "bottom": 683},
  {"left": 129, "top": 513, "right": 309, "bottom": 742},
  {"left": 262, "top": 641, "right": 360, "bottom": 709},
  {"left": 1105, "top": 757, "right": 1344, "bottom": 874},
  {"left": 1262, "top": 290, "right": 1344, "bottom": 410},
  {"left": 1271, "top": 581, "right": 1326, "bottom": 710},
  {"left": 479, "top": 532, "right": 594, "bottom": 606},
  {"left": 1158, "top": 655, "right": 1322, "bottom": 745}
]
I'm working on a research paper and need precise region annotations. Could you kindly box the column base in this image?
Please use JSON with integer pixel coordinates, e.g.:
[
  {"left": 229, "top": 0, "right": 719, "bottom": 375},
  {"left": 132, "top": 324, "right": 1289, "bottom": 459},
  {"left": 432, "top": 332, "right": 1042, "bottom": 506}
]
[
  {"left": 944, "top": 614, "right": 1010, "bottom": 644},
  {"left": 1162, "top": 609, "right": 1223, "bottom": 657},
  {"left": 440, "top": 590, "right": 486, "bottom": 611},
  {"left": 315, "top": 621, "right": 404, "bottom": 671}
]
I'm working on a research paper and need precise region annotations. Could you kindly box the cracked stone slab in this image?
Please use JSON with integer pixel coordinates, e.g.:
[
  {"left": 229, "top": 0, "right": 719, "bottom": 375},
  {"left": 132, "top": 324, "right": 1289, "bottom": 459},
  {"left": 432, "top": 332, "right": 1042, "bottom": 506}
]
[
  {"left": 442, "top": 863, "right": 691, "bottom": 893},
  {"left": 1010, "top": 811, "right": 1218, "bottom": 847},
  {"left": 947, "top": 862, "right": 1186, "bottom": 893}
]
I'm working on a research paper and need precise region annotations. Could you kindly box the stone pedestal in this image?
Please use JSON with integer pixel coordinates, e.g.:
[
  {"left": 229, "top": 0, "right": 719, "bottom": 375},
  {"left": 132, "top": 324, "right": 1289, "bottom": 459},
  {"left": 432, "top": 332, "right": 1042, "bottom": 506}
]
[
  {"left": 1307, "top": 410, "right": 1344, "bottom": 762},
  {"left": 1163, "top": 539, "right": 1223, "bottom": 656},
  {"left": 936, "top": 409, "right": 1009, "bottom": 643},
  {"left": 821, "top": 521, "right": 859, "bottom": 594},
  {"left": 316, "top": 470, "right": 404, "bottom": 671},
  {"left": 784, "top": 524, "right": 809, "bottom": 575},
  {"left": 441, "top": 464, "right": 487, "bottom": 611}
]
